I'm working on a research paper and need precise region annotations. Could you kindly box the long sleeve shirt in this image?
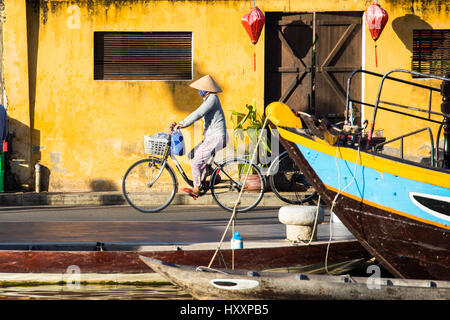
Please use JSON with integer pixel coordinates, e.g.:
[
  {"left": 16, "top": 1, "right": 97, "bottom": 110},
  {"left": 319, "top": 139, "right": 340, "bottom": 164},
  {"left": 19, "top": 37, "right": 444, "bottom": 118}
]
[{"left": 179, "top": 94, "right": 227, "bottom": 138}]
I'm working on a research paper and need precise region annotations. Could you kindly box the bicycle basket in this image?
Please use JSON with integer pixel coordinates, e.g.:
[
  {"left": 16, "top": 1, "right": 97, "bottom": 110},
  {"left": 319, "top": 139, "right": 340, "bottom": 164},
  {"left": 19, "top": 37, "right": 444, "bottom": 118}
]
[{"left": 144, "top": 135, "right": 169, "bottom": 156}]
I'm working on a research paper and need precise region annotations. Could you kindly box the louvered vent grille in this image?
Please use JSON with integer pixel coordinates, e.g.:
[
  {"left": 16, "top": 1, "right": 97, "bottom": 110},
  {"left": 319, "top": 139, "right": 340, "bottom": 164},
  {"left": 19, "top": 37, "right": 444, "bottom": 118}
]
[
  {"left": 412, "top": 29, "right": 450, "bottom": 78},
  {"left": 94, "top": 32, "right": 192, "bottom": 80}
]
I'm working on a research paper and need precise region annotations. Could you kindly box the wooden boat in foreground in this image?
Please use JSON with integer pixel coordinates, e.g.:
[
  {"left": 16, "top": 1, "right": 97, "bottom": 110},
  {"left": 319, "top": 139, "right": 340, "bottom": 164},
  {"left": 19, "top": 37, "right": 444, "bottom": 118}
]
[
  {"left": 0, "top": 239, "right": 370, "bottom": 274},
  {"left": 139, "top": 256, "right": 450, "bottom": 300},
  {"left": 266, "top": 69, "right": 450, "bottom": 280}
]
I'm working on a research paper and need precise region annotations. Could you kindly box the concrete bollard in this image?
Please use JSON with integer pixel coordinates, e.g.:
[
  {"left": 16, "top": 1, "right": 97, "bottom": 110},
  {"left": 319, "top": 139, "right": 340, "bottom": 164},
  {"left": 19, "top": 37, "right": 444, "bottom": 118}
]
[{"left": 278, "top": 206, "right": 324, "bottom": 242}]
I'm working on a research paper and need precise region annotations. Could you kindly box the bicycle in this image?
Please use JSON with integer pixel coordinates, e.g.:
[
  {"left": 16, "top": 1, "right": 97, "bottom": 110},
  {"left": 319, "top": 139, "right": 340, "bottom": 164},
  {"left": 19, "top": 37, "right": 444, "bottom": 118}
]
[
  {"left": 122, "top": 133, "right": 265, "bottom": 213},
  {"left": 266, "top": 151, "right": 317, "bottom": 205}
]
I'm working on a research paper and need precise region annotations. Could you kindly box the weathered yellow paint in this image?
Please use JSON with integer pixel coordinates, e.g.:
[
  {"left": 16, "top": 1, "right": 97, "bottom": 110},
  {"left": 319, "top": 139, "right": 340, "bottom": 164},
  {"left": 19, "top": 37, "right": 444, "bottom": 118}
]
[
  {"left": 1, "top": 0, "right": 449, "bottom": 191},
  {"left": 2, "top": 0, "right": 32, "bottom": 188},
  {"left": 17, "top": 1, "right": 261, "bottom": 191}
]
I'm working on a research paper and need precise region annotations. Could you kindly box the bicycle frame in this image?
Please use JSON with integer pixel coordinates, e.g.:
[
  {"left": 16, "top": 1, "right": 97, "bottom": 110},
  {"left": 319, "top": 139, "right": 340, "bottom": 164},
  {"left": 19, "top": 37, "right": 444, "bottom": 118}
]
[
  {"left": 169, "top": 153, "right": 252, "bottom": 195},
  {"left": 152, "top": 140, "right": 239, "bottom": 194},
  {"left": 266, "top": 151, "right": 288, "bottom": 176},
  {"left": 148, "top": 141, "right": 195, "bottom": 188},
  {"left": 169, "top": 153, "right": 195, "bottom": 187},
  {"left": 266, "top": 150, "right": 314, "bottom": 187}
]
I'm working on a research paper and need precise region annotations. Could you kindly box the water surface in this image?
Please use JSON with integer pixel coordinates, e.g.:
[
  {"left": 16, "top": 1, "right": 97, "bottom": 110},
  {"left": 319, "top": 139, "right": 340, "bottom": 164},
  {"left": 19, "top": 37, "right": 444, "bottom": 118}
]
[{"left": 0, "top": 284, "right": 191, "bottom": 300}]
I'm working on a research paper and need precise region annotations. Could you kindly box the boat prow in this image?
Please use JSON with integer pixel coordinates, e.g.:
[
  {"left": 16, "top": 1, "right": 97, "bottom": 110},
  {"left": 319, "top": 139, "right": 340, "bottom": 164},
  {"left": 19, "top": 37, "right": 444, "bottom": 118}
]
[{"left": 139, "top": 256, "right": 450, "bottom": 300}]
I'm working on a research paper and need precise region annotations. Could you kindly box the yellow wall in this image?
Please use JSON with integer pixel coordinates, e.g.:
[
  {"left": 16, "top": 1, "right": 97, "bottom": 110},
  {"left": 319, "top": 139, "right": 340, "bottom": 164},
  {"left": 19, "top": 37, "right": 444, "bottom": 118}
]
[
  {"left": 2, "top": 0, "right": 449, "bottom": 191},
  {"left": 2, "top": 0, "right": 32, "bottom": 189},
  {"left": 362, "top": 0, "right": 450, "bottom": 158}
]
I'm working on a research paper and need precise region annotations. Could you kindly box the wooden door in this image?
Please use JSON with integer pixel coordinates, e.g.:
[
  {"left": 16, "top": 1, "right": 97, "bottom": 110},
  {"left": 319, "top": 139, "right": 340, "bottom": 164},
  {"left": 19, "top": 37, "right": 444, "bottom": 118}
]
[
  {"left": 265, "top": 13, "right": 314, "bottom": 114},
  {"left": 265, "top": 12, "right": 363, "bottom": 123},
  {"left": 315, "top": 12, "right": 362, "bottom": 121}
]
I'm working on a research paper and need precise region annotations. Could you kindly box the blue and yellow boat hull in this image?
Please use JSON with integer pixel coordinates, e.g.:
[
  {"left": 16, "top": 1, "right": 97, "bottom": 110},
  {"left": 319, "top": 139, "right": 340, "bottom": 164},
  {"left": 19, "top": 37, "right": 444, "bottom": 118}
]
[{"left": 267, "top": 102, "right": 450, "bottom": 280}]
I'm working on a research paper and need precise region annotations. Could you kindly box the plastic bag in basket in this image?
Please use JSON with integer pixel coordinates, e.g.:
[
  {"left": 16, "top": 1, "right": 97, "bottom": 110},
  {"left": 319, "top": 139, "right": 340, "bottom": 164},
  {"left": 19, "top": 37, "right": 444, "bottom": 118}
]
[
  {"left": 153, "top": 132, "right": 170, "bottom": 141},
  {"left": 170, "top": 129, "right": 185, "bottom": 156}
]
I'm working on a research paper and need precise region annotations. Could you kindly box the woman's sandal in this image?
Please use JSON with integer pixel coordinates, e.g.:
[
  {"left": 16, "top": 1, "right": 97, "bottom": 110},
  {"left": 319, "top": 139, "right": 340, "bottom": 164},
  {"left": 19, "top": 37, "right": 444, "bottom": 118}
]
[{"left": 181, "top": 188, "right": 199, "bottom": 200}]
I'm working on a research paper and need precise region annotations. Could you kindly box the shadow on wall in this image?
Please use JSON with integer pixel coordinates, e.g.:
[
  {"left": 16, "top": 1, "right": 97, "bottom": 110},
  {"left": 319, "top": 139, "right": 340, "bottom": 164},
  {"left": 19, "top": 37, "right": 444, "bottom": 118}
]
[
  {"left": 392, "top": 14, "right": 432, "bottom": 53},
  {"left": 24, "top": 0, "right": 49, "bottom": 192},
  {"left": 162, "top": 71, "right": 209, "bottom": 114},
  {"left": 0, "top": 1, "right": 41, "bottom": 192},
  {"left": 4, "top": 118, "right": 50, "bottom": 192},
  {"left": 89, "top": 179, "right": 126, "bottom": 204},
  {"left": 89, "top": 179, "right": 119, "bottom": 191}
]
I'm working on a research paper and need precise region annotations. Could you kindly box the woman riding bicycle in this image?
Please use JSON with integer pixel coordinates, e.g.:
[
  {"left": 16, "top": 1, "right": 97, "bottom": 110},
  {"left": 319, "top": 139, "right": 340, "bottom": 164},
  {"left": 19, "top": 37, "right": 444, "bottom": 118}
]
[{"left": 170, "top": 75, "right": 228, "bottom": 198}]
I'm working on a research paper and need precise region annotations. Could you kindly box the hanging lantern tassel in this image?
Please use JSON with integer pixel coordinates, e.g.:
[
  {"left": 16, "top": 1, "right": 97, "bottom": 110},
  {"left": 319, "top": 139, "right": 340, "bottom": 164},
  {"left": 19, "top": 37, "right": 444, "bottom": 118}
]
[
  {"left": 254, "top": 48, "right": 256, "bottom": 72},
  {"left": 241, "top": 7, "right": 265, "bottom": 73},
  {"left": 374, "top": 43, "right": 378, "bottom": 68},
  {"left": 365, "top": 3, "right": 388, "bottom": 68}
]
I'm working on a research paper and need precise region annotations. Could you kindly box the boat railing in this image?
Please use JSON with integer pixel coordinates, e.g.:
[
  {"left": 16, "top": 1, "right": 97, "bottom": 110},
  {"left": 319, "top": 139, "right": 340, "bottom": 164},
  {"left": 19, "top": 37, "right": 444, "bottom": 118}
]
[
  {"left": 373, "top": 127, "right": 435, "bottom": 166},
  {"left": 345, "top": 69, "right": 450, "bottom": 168}
]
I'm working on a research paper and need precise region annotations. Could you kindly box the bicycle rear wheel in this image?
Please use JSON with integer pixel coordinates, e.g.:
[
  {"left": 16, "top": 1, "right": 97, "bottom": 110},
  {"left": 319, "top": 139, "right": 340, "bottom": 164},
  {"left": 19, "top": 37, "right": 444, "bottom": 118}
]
[
  {"left": 269, "top": 152, "right": 317, "bottom": 204},
  {"left": 210, "top": 158, "right": 265, "bottom": 213},
  {"left": 122, "top": 158, "right": 177, "bottom": 213}
]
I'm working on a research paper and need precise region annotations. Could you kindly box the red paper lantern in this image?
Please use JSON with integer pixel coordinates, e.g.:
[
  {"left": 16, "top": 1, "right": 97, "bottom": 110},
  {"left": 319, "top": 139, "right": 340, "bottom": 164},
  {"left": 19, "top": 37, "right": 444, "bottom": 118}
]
[
  {"left": 241, "top": 6, "right": 265, "bottom": 44},
  {"left": 366, "top": 3, "right": 388, "bottom": 41},
  {"left": 365, "top": 3, "right": 389, "bottom": 67},
  {"left": 241, "top": 7, "right": 265, "bottom": 71}
]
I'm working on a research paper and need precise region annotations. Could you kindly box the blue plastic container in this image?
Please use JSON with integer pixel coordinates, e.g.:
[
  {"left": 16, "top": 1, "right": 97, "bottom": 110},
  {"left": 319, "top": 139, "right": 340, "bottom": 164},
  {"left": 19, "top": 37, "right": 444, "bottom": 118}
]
[
  {"left": 170, "top": 130, "right": 185, "bottom": 156},
  {"left": 230, "top": 231, "right": 243, "bottom": 249}
]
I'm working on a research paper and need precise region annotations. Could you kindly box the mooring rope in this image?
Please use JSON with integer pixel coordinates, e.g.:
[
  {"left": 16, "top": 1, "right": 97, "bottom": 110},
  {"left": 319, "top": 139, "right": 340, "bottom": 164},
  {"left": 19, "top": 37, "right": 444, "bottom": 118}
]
[
  {"left": 298, "top": 195, "right": 322, "bottom": 245},
  {"left": 325, "top": 139, "right": 361, "bottom": 274},
  {"left": 206, "top": 115, "right": 362, "bottom": 273},
  {"left": 207, "top": 116, "right": 271, "bottom": 269}
]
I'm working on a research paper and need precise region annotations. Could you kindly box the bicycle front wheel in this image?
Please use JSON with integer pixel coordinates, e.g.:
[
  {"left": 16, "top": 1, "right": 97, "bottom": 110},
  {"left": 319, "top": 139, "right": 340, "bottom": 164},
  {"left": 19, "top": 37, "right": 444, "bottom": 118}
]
[
  {"left": 122, "top": 158, "right": 177, "bottom": 213},
  {"left": 211, "top": 158, "right": 265, "bottom": 213},
  {"left": 269, "top": 152, "right": 317, "bottom": 204}
]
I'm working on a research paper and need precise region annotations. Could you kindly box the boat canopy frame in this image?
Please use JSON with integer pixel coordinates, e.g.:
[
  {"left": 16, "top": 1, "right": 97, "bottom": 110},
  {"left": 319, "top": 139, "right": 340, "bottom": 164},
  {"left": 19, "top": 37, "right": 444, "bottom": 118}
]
[{"left": 345, "top": 68, "right": 450, "bottom": 169}]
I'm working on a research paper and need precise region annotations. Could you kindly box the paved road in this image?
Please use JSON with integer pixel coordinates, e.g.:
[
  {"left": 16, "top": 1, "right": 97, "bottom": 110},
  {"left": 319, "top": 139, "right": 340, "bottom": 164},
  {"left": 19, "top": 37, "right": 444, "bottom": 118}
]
[
  {"left": 0, "top": 205, "right": 339, "bottom": 247},
  {"left": 0, "top": 205, "right": 284, "bottom": 222},
  {"left": 0, "top": 205, "right": 288, "bottom": 246}
]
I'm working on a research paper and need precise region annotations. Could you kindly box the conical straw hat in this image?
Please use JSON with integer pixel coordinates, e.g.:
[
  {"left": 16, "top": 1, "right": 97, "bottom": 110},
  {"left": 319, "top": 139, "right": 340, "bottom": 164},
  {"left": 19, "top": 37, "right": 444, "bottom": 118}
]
[{"left": 189, "top": 75, "right": 222, "bottom": 93}]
